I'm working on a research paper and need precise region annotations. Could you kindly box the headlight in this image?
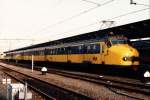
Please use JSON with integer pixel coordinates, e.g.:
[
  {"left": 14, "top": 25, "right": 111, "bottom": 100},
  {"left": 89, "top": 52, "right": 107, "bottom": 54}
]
[
  {"left": 123, "top": 57, "right": 128, "bottom": 61},
  {"left": 122, "top": 56, "right": 132, "bottom": 61}
]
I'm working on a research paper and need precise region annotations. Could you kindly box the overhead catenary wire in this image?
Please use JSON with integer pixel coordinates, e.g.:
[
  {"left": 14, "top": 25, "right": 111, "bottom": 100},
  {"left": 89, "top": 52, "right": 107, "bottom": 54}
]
[
  {"left": 48, "top": 7, "right": 149, "bottom": 38},
  {"left": 107, "top": 8, "right": 150, "bottom": 21},
  {"left": 82, "top": 0, "right": 101, "bottom": 6},
  {"left": 33, "top": 0, "right": 114, "bottom": 34}
]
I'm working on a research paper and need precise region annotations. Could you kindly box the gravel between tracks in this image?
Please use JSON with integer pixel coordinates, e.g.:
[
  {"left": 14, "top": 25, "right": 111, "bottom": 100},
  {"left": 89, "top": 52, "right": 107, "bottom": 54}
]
[{"left": 0, "top": 62, "right": 149, "bottom": 100}]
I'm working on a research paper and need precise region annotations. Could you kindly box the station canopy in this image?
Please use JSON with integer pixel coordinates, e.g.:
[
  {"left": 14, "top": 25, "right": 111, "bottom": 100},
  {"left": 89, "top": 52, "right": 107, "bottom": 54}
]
[{"left": 5, "top": 19, "right": 150, "bottom": 53}]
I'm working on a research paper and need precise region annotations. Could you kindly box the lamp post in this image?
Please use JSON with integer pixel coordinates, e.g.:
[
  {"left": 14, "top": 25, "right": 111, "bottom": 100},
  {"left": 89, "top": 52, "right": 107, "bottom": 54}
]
[{"left": 31, "top": 55, "right": 34, "bottom": 72}]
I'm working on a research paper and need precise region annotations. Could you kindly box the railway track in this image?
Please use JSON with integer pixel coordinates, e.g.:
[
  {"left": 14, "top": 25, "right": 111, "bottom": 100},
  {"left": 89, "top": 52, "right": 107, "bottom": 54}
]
[
  {"left": 11, "top": 62, "right": 150, "bottom": 95},
  {"left": 47, "top": 68, "right": 150, "bottom": 94},
  {"left": 0, "top": 62, "right": 150, "bottom": 99},
  {"left": 0, "top": 66, "right": 93, "bottom": 100},
  {"left": 3, "top": 71, "right": 55, "bottom": 100}
]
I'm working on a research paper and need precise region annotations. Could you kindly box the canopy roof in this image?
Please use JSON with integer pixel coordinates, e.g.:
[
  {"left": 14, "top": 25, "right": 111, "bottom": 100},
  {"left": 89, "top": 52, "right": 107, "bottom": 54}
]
[{"left": 5, "top": 19, "right": 150, "bottom": 53}]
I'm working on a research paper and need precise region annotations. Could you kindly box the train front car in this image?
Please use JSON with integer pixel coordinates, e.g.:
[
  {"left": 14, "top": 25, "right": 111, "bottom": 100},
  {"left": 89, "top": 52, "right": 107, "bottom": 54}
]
[
  {"left": 104, "top": 35, "right": 150, "bottom": 82},
  {"left": 103, "top": 35, "right": 139, "bottom": 70}
]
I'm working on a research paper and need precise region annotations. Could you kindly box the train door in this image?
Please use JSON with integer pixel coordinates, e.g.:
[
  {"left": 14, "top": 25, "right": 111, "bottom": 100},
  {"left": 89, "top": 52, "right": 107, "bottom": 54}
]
[
  {"left": 101, "top": 42, "right": 108, "bottom": 64},
  {"left": 92, "top": 43, "right": 102, "bottom": 64},
  {"left": 102, "top": 39, "right": 112, "bottom": 64}
]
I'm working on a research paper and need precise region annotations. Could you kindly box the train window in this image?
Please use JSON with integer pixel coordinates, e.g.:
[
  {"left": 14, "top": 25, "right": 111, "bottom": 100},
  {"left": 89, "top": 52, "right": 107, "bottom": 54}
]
[
  {"left": 47, "top": 49, "right": 50, "bottom": 55},
  {"left": 85, "top": 44, "right": 100, "bottom": 54},
  {"left": 34, "top": 51, "right": 37, "bottom": 55},
  {"left": 53, "top": 49, "right": 55, "bottom": 55},
  {"left": 87, "top": 45, "right": 92, "bottom": 54},
  {"left": 63, "top": 48, "right": 65, "bottom": 54},
  {"left": 59, "top": 48, "right": 61, "bottom": 54},
  {"left": 40, "top": 50, "right": 44, "bottom": 55},
  {"left": 37, "top": 51, "right": 39, "bottom": 55},
  {"left": 73, "top": 46, "right": 80, "bottom": 54},
  {"left": 34, "top": 51, "right": 36, "bottom": 55},
  {"left": 79, "top": 46, "right": 82, "bottom": 50},
  {"left": 55, "top": 49, "right": 57, "bottom": 54},
  {"left": 67, "top": 47, "right": 72, "bottom": 54},
  {"left": 57, "top": 48, "right": 59, "bottom": 54},
  {"left": 60, "top": 48, "right": 65, "bottom": 54},
  {"left": 87, "top": 46, "right": 91, "bottom": 50},
  {"left": 36, "top": 51, "right": 38, "bottom": 55},
  {"left": 111, "top": 39, "right": 128, "bottom": 44},
  {"left": 53, "top": 49, "right": 55, "bottom": 54},
  {"left": 46, "top": 49, "right": 48, "bottom": 55},
  {"left": 55, "top": 48, "right": 58, "bottom": 54},
  {"left": 78, "top": 46, "right": 83, "bottom": 54},
  {"left": 83, "top": 45, "right": 87, "bottom": 54},
  {"left": 58, "top": 48, "right": 61, "bottom": 54},
  {"left": 71, "top": 46, "right": 75, "bottom": 54},
  {"left": 95, "top": 44, "right": 100, "bottom": 53},
  {"left": 60, "top": 48, "right": 63, "bottom": 54},
  {"left": 40, "top": 50, "right": 42, "bottom": 55},
  {"left": 52, "top": 49, "right": 54, "bottom": 55},
  {"left": 58, "top": 48, "right": 60, "bottom": 54},
  {"left": 93, "top": 45, "right": 96, "bottom": 50},
  {"left": 51, "top": 49, "right": 53, "bottom": 55},
  {"left": 49, "top": 49, "right": 52, "bottom": 55}
]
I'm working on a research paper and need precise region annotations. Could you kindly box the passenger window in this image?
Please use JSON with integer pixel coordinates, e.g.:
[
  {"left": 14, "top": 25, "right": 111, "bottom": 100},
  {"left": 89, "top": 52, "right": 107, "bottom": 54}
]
[
  {"left": 87, "top": 46, "right": 91, "bottom": 50},
  {"left": 50, "top": 49, "right": 52, "bottom": 55},
  {"left": 93, "top": 45, "right": 96, "bottom": 50}
]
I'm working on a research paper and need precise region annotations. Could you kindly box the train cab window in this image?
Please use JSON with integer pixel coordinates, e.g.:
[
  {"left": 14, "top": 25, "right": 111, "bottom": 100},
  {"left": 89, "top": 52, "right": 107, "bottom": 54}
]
[{"left": 111, "top": 39, "right": 128, "bottom": 44}]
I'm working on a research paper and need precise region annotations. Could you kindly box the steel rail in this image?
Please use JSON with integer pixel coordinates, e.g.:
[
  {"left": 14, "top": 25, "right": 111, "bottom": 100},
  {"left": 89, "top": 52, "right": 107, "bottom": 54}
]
[{"left": 0, "top": 65, "right": 93, "bottom": 100}]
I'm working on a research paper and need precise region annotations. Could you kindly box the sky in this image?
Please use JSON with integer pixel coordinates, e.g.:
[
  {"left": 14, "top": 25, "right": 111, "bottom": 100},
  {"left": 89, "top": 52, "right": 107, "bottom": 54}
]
[{"left": 0, "top": 0, "right": 149, "bottom": 52}]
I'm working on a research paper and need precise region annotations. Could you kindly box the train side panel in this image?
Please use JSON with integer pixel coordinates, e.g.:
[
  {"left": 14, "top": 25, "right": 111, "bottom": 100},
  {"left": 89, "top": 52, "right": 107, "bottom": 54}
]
[
  {"left": 47, "top": 55, "right": 68, "bottom": 62},
  {"left": 67, "top": 54, "right": 83, "bottom": 63}
]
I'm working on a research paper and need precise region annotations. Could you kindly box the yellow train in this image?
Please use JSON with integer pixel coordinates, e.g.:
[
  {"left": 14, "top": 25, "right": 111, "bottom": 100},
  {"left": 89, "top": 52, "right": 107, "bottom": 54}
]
[
  {"left": 5, "top": 35, "right": 139, "bottom": 68},
  {"left": 5, "top": 34, "right": 150, "bottom": 81}
]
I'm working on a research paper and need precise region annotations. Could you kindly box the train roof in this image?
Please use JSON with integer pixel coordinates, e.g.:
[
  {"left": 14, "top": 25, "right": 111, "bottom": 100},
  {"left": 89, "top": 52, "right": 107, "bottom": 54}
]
[{"left": 4, "top": 19, "right": 150, "bottom": 53}]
